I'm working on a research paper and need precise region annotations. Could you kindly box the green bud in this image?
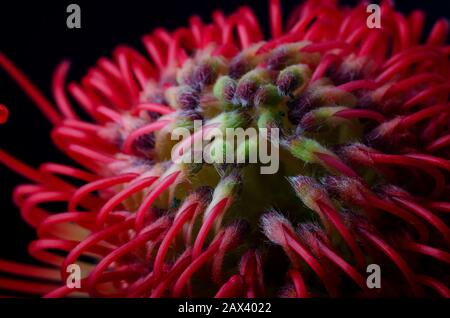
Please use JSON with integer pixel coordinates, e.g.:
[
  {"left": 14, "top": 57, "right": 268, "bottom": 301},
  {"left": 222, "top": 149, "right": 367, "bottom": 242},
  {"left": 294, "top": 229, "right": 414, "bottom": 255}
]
[
  {"left": 277, "top": 64, "right": 311, "bottom": 96},
  {"left": 285, "top": 136, "right": 333, "bottom": 164}
]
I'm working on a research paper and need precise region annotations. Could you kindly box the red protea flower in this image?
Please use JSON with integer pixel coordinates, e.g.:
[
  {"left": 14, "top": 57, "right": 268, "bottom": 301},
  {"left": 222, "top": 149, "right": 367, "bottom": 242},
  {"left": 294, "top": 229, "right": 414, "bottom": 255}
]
[{"left": 0, "top": 0, "right": 449, "bottom": 298}]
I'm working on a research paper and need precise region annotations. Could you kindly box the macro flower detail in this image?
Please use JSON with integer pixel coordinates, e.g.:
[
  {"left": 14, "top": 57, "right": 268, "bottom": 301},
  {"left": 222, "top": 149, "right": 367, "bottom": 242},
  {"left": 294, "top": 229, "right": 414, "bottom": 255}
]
[{"left": 0, "top": 0, "right": 449, "bottom": 298}]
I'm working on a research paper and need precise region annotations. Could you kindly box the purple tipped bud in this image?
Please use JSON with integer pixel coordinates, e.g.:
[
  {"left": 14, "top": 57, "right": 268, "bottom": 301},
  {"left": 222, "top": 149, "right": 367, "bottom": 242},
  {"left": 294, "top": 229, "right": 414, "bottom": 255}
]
[
  {"left": 298, "top": 111, "right": 316, "bottom": 130},
  {"left": 132, "top": 133, "right": 156, "bottom": 157},
  {"left": 229, "top": 48, "right": 260, "bottom": 79},
  {"left": 260, "top": 211, "right": 293, "bottom": 247},
  {"left": 339, "top": 143, "right": 374, "bottom": 166},
  {"left": 289, "top": 176, "right": 329, "bottom": 212},
  {"left": 177, "top": 85, "right": 200, "bottom": 110},
  {"left": 277, "top": 64, "right": 311, "bottom": 96},
  {"left": 310, "top": 83, "right": 357, "bottom": 107},
  {"left": 254, "top": 84, "right": 282, "bottom": 108}
]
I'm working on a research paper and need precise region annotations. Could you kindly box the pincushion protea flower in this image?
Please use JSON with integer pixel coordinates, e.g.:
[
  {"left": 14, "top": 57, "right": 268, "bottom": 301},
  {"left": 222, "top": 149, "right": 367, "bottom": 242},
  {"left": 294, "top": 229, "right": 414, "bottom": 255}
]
[{"left": 0, "top": 0, "right": 449, "bottom": 298}]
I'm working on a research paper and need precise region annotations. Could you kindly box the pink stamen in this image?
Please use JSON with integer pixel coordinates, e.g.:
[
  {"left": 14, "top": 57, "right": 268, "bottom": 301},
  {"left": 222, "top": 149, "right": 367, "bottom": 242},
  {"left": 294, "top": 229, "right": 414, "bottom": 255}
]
[{"left": 96, "top": 176, "right": 159, "bottom": 227}]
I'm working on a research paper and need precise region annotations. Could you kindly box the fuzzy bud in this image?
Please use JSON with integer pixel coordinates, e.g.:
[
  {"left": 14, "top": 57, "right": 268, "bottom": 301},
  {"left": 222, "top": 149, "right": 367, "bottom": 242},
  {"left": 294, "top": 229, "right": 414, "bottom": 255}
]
[
  {"left": 322, "top": 175, "right": 368, "bottom": 207},
  {"left": 254, "top": 84, "right": 283, "bottom": 108},
  {"left": 213, "top": 75, "right": 237, "bottom": 104},
  {"left": 284, "top": 135, "right": 334, "bottom": 165},
  {"left": 235, "top": 69, "right": 270, "bottom": 107},
  {"left": 209, "top": 111, "right": 251, "bottom": 131},
  {"left": 176, "top": 85, "right": 200, "bottom": 110},
  {"left": 257, "top": 109, "right": 282, "bottom": 129},
  {"left": 178, "top": 56, "right": 227, "bottom": 90},
  {"left": 260, "top": 210, "right": 294, "bottom": 247},
  {"left": 193, "top": 57, "right": 227, "bottom": 90},
  {"left": 339, "top": 143, "right": 375, "bottom": 166},
  {"left": 309, "top": 81, "right": 357, "bottom": 107},
  {"left": 289, "top": 176, "right": 329, "bottom": 212},
  {"left": 265, "top": 43, "right": 305, "bottom": 70}
]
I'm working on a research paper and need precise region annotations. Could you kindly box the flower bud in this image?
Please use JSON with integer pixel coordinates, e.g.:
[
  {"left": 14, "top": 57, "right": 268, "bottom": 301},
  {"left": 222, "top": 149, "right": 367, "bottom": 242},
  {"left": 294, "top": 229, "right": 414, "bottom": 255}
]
[
  {"left": 310, "top": 81, "right": 357, "bottom": 107},
  {"left": 286, "top": 93, "right": 314, "bottom": 125},
  {"left": 209, "top": 111, "right": 251, "bottom": 131},
  {"left": 204, "top": 171, "right": 242, "bottom": 220},
  {"left": 257, "top": 109, "right": 282, "bottom": 129}
]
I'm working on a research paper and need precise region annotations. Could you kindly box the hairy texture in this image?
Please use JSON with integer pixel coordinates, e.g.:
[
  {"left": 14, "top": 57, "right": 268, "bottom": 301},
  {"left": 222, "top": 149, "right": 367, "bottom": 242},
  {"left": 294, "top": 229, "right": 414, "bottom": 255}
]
[{"left": 0, "top": 0, "right": 449, "bottom": 298}]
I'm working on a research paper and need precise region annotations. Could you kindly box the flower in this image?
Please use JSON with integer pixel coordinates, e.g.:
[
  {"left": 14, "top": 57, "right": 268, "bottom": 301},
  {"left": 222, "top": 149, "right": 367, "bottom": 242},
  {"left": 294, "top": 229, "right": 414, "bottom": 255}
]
[{"left": 0, "top": 0, "right": 449, "bottom": 298}]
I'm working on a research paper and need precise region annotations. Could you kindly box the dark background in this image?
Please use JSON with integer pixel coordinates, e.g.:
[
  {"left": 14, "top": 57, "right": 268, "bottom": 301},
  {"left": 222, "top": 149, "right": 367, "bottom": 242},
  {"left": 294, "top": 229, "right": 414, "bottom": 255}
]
[{"left": 0, "top": 0, "right": 448, "bottom": 263}]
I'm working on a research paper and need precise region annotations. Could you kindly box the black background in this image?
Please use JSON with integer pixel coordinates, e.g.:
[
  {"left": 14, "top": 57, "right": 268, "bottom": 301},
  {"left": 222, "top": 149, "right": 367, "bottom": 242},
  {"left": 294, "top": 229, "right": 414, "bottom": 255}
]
[{"left": 0, "top": 0, "right": 449, "bottom": 264}]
